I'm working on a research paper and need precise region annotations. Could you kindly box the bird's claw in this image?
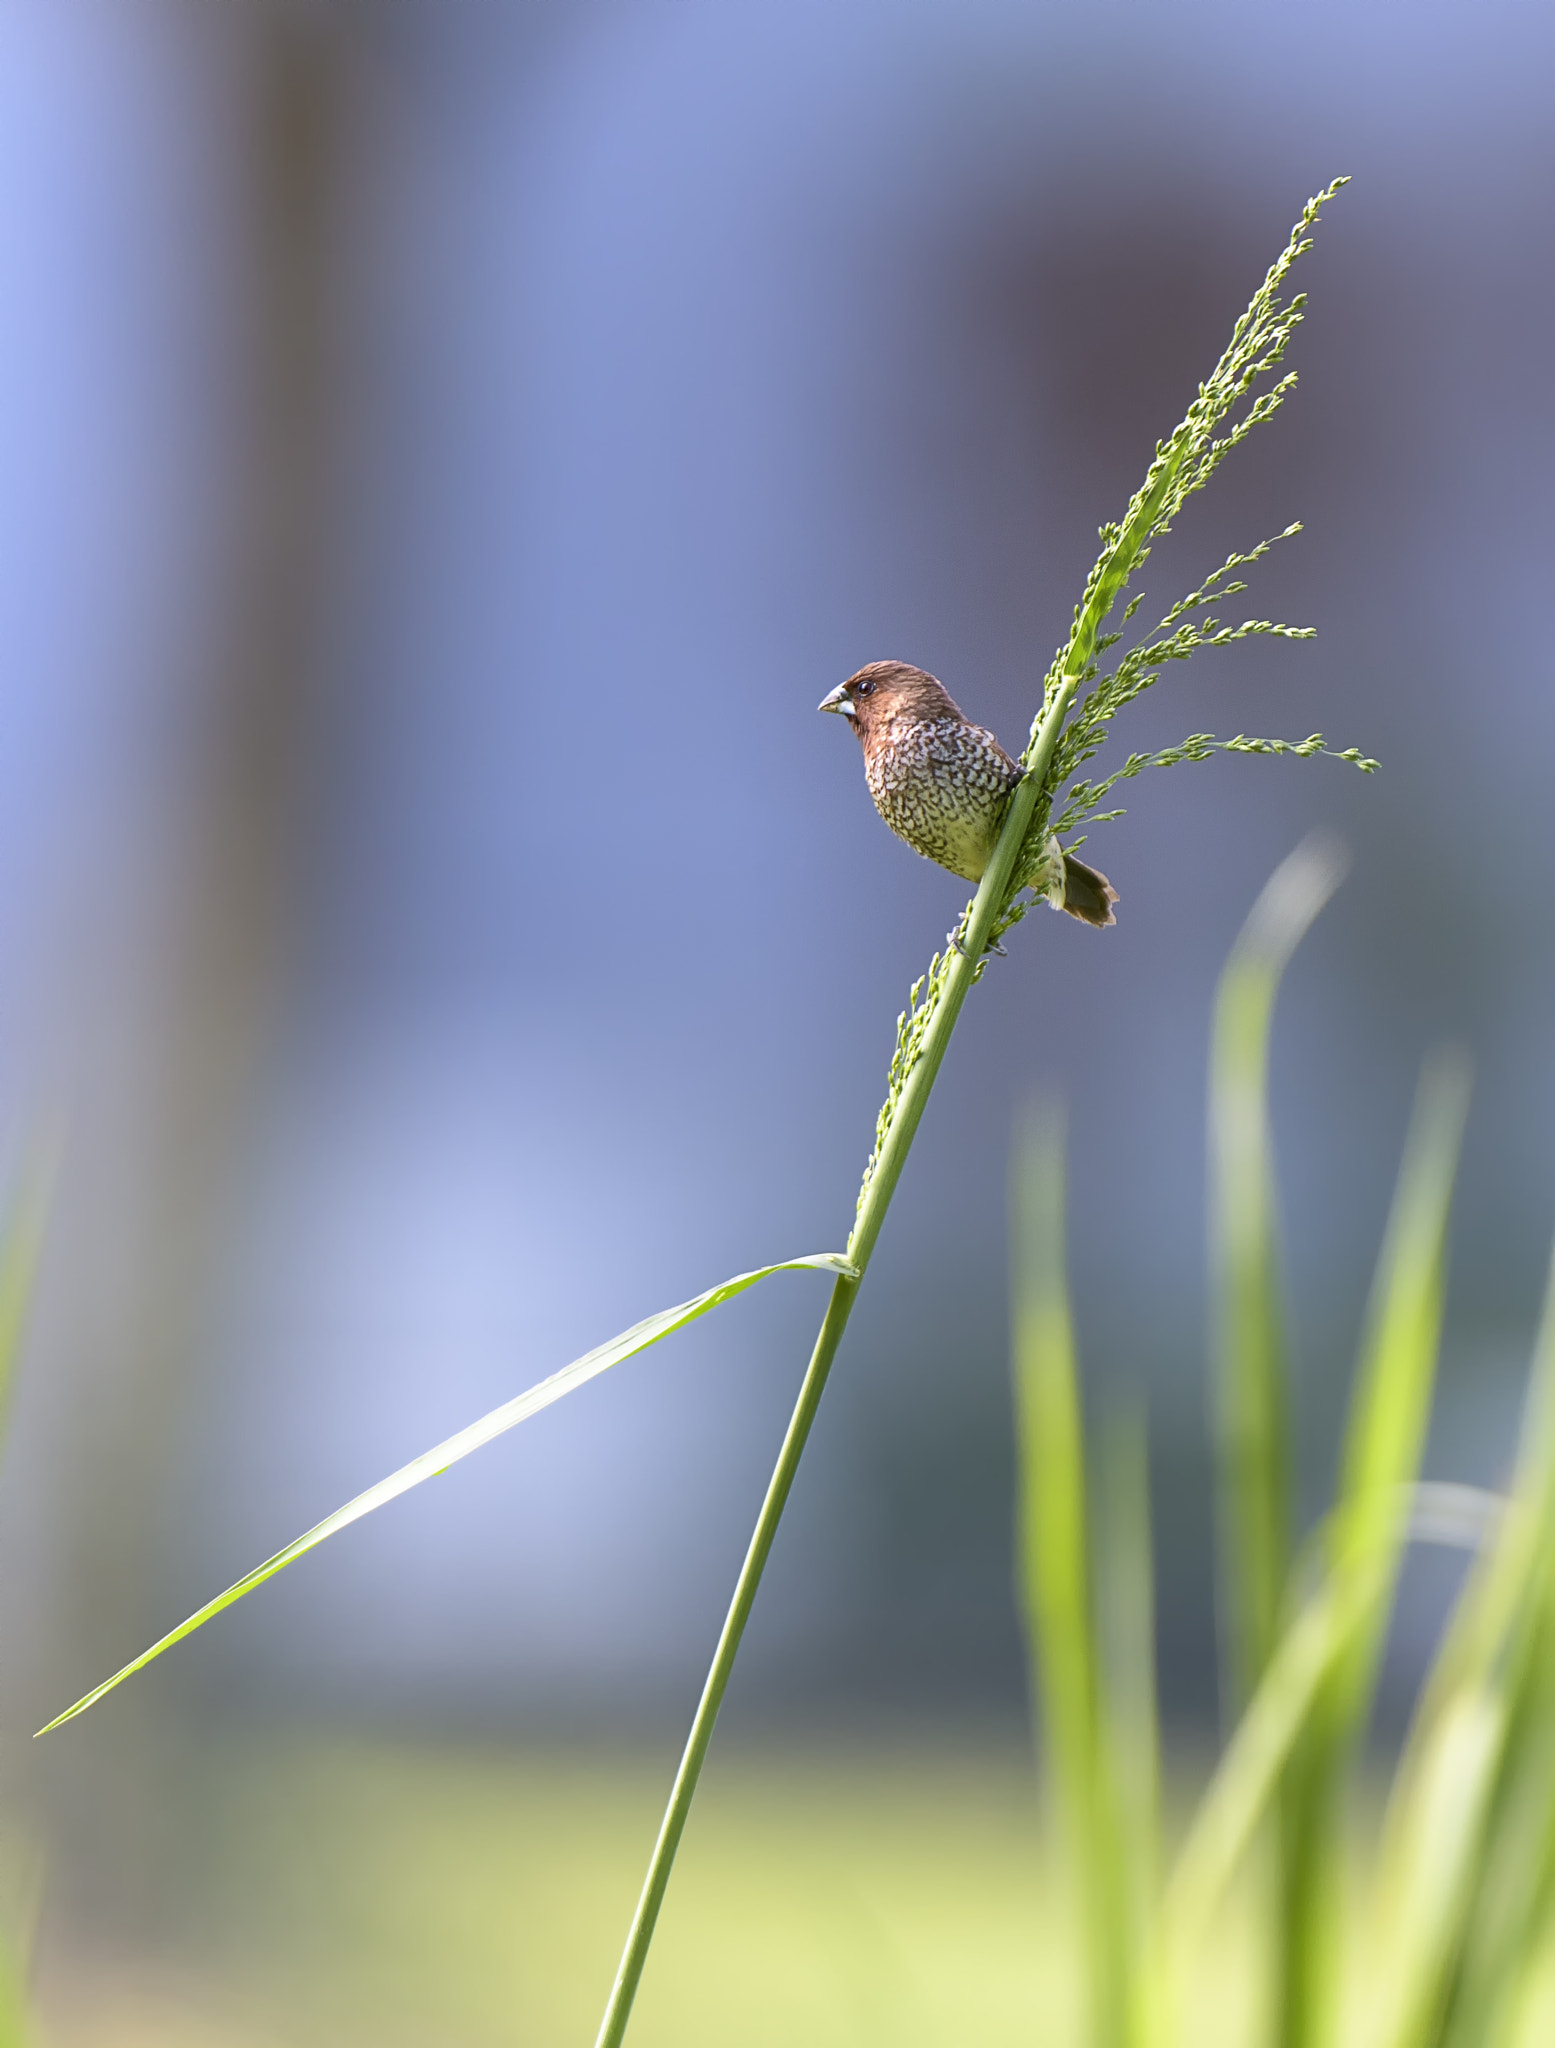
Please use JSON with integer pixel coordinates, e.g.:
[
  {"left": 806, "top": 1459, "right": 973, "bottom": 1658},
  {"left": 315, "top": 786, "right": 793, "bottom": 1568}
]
[{"left": 948, "top": 929, "right": 1008, "bottom": 960}]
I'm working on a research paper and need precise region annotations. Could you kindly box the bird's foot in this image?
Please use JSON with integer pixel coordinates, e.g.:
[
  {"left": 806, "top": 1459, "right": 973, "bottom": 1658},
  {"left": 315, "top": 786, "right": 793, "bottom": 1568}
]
[{"left": 947, "top": 928, "right": 1007, "bottom": 960}]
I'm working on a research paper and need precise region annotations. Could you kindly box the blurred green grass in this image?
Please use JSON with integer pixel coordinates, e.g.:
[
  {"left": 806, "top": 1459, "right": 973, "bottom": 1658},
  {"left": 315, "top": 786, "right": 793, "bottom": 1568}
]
[
  {"left": 232, "top": 1736, "right": 1061, "bottom": 2047},
  {"left": 31, "top": 1735, "right": 1108, "bottom": 2046},
  {"left": 27, "top": 843, "right": 1555, "bottom": 2048},
  {"left": 40, "top": 1735, "right": 1553, "bottom": 2048},
  {"left": 48, "top": 1735, "right": 1064, "bottom": 2047}
]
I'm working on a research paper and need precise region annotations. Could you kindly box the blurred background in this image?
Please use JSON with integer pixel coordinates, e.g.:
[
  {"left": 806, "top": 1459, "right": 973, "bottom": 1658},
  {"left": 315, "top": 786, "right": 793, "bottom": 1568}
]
[{"left": 1, "top": 0, "right": 1553, "bottom": 2039}]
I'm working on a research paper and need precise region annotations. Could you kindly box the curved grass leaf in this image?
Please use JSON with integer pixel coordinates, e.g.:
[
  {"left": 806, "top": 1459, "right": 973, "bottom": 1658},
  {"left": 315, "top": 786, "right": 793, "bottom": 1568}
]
[
  {"left": 37, "top": 1251, "right": 857, "bottom": 1736},
  {"left": 1211, "top": 831, "right": 1347, "bottom": 1715}
]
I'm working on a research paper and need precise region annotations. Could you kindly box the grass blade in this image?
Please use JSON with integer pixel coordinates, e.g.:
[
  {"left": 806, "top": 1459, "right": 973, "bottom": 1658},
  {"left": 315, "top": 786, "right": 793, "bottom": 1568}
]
[
  {"left": 1013, "top": 1113, "right": 1130, "bottom": 2048},
  {"left": 36, "top": 1250, "right": 857, "bottom": 1736},
  {"left": 1212, "top": 839, "right": 1343, "bottom": 2048},
  {"left": 1209, "top": 838, "right": 1345, "bottom": 2048},
  {"left": 1210, "top": 834, "right": 1346, "bottom": 1714},
  {"left": 1097, "top": 1406, "right": 1163, "bottom": 2005},
  {"left": 1363, "top": 1688, "right": 1506, "bottom": 2048},
  {"left": 1440, "top": 1584, "right": 1555, "bottom": 2048},
  {"left": 1279, "top": 1050, "right": 1470, "bottom": 2048},
  {"left": 1367, "top": 1244, "right": 1555, "bottom": 2048},
  {"left": 1155, "top": 1563, "right": 1377, "bottom": 2001},
  {"left": 0, "top": 1169, "right": 48, "bottom": 2048},
  {"left": 1402, "top": 1244, "right": 1555, "bottom": 1764}
]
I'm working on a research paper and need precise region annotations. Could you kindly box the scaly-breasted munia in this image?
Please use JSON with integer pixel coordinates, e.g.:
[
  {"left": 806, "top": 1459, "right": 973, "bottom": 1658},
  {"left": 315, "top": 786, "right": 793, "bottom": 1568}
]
[{"left": 818, "top": 660, "right": 1118, "bottom": 927}]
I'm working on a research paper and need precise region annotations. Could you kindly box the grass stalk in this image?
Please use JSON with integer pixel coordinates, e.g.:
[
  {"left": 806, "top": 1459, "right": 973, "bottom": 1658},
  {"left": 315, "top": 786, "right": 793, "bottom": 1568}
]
[
  {"left": 595, "top": 630, "right": 1085, "bottom": 2048},
  {"left": 598, "top": 182, "right": 1350, "bottom": 2042},
  {"left": 13, "top": 185, "right": 1352, "bottom": 2045}
]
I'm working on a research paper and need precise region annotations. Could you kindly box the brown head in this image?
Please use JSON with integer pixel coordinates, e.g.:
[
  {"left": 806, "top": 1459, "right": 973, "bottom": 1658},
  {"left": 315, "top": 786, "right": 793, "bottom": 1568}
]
[{"left": 816, "top": 660, "right": 966, "bottom": 743}]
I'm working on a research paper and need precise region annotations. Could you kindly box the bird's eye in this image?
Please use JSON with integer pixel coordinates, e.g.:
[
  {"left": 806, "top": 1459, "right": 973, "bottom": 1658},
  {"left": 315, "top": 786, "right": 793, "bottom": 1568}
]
[{"left": 855, "top": 679, "right": 875, "bottom": 697}]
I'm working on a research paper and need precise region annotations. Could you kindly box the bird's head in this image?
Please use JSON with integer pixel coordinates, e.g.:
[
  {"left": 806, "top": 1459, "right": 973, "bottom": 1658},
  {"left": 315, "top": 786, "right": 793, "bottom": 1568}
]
[{"left": 817, "top": 661, "right": 962, "bottom": 739}]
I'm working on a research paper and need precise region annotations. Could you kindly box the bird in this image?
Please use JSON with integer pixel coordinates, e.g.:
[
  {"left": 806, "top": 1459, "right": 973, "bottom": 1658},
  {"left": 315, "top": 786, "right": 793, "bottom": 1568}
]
[{"left": 817, "top": 660, "right": 1117, "bottom": 927}]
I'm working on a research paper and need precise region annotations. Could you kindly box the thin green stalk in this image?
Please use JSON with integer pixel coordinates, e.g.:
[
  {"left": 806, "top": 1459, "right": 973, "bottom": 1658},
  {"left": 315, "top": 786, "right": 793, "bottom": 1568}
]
[
  {"left": 595, "top": 640, "right": 1080, "bottom": 2048},
  {"left": 591, "top": 1274, "right": 859, "bottom": 2047},
  {"left": 3, "top": 183, "right": 1346, "bottom": 2045},
  {"left": 596, "top": 182, "right": 1351, "bottom": 2043}
]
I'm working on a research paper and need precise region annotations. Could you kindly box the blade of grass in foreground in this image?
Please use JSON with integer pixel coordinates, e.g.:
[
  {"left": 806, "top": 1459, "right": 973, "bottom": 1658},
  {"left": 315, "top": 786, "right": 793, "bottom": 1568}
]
[
  {"left": 1147, "top": 1474, "right": 1488, "bottom": 2048},
  {"left": 1439, "top": 1570, "right": 1555, "bottom": 2048},
  {"left": 1209, "top": 837, "right": 1345, "bottom": 2048},
  {"left": 1279, "top": 1051, "right": 1470, "bottom": 2048},
  {"left": 0, "top": 1840, "right": 43, "bottom": 2048},
  {"left": 1144, "top": 1055, "right": 1467, "bottom": 2048},
  {"left": 0, "top": 1169, "right": 48, "bottom": 2048},
  {"left": 1097, "top": 1405, "right": 1162, "bottom": 2023},
  {"left": 36, "top": 1251, "right": 856, "bottom": 1735},
  {"left": 1365, "top": 1241, "right": 1555, "bottom": 2048},
  {"left": 1013, "top": 1114, "right": 1131, "bottom": 2048},
  {"left": 1210, "top": 834, "right": 1346, "bottom": 1715},
  {"left": 1153, "top": 1559, "right": 1379, "bottom": 2032}
]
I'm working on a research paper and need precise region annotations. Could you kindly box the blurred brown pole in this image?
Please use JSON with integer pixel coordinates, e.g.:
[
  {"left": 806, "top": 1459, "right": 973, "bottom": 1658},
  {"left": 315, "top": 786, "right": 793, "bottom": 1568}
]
[{"left": 33, "top": 4, "right": 344, "bottom": 1935}]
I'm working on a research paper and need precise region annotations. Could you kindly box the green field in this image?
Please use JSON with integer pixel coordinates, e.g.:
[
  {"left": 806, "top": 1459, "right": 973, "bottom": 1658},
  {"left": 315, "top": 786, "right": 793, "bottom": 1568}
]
[
  {"left": 43, "top": 1735, "right": 1113, "bottom": 2046},
  {"left": 31, "top": 1735, "right": 1552, "bottom": 2048}
]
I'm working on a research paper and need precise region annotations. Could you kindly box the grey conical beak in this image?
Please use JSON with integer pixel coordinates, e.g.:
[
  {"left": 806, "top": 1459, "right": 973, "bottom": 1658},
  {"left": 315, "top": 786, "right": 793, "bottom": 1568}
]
[{"left": 817, "top": 683, "right": 856, "bottom": 717}]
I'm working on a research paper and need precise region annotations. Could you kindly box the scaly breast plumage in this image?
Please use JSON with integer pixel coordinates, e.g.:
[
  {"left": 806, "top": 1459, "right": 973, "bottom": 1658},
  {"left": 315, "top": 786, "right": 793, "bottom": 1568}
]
[{"left": 864, "top": 719, "right": 1018, "bottom": 881}]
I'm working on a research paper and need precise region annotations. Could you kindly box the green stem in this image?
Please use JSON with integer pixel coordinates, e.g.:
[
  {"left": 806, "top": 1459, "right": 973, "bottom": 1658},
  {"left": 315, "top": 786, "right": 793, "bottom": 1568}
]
[
  {"left": 593, "top": 664, "right": 1093, "bottom": 2047},
  {"left": 588, "top": 177, "right": 1336, "bottom": 2033}
]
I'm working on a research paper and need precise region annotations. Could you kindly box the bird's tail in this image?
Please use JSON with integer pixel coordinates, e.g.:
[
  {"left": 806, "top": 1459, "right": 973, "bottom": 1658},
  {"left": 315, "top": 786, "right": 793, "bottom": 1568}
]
[{"left": 1060, "top": 853, "right": 1118, "bottom": 928}]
